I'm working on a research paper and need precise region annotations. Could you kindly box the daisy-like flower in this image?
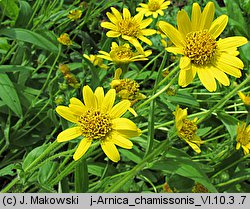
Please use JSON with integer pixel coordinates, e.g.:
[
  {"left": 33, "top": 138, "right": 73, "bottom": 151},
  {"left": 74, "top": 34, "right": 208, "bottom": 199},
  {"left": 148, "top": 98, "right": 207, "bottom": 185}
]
[
  {"left": 83, "top": 54, "right": 109, "bottom": 70},
  {"left": 236, "top": 122, "right": 250, "bottom": 155},
  {"left": 158, "top": 2, "right": 248, "bottom": 92},
  {"left": 68, "top": 9, "right": 82, "bottom": 21},
  {"left": 238, "top": 91, "right": 250, "bottom": 106},
  {"left": 136, "top": 0, "right": 171, "bottom": 18},
  {"left": 56, "top": 85, "right": 141, "bottom": 162},
  {"left": 111, "top": 68, "right": 146, "bottom": 103},
  {"left": 173, "top": 106, "right": 203, "bottom": 153},
  {"left": 100, "top": 7, "right": 156, "bottom": 53},
  {"left": 57, "top": 33, "right": 72, "bottom": 46},
  {"left": 98, "top": 42, "right": 152, "bottom": 65}
]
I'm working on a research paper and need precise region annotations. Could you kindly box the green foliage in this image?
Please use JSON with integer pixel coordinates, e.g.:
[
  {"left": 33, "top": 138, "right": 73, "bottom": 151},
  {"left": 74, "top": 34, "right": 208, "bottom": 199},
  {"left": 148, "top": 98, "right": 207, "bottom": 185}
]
[{"left": 0, "top": 0, "right": 249, "bottom": 194}]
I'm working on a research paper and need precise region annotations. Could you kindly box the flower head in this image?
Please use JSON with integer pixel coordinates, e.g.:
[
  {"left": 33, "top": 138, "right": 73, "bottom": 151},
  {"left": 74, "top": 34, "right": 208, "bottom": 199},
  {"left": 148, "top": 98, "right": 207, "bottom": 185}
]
[
  {"left": 68, "top": 9, "right": 82, "bottom": 21},
  {"left": 98, "top": 42, "right": 152, "bottom": 65},
  {"left": 56, "top": 85, "right": 141, "bottom": 162},
  {"left": 101, "top": 7, "right": 156, "bottom": 53},
  {"left": 159, "top": 2, "right": 248, "bottom": 92},
  {"left": 83, "top": 54, "right": 109, "bottom": 70},
  {"left": 238, "top": 91, "right": 250, "bottom": 106},
  {"left": 236, "top": 122, "right": 250, "bottom": 155},
  {"left": 57, "top": 33, "right": 72, "bottom": 46},
  {"left": 136, "top": 0, "right": 171, "bottom": 18},
  {"left": 111, "top": 68, "right": 146, "bottom": 104},
  {"left": 58, "top": 64, "right": 80, "bottom": 88},
  {"left": 173, "top": 106, "right": 203, "bottom": 153}
]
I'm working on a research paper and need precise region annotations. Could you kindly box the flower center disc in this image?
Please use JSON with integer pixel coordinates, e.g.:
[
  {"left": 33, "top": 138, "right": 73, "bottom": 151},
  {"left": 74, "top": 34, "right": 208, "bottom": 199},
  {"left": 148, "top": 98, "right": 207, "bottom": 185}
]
[
  {"left": 78, "top": 109, "right": 112, "bottom": 139},
  {"left": 179, "top": 119, "right": 197, "bottom": 141},
  {"left": 184, "top": 30, "right": 217, "bottom": 65},
  {"left": 118, "top": 20, "right": 139, "bottom": 37},
  {"left": 110, "top": 46, "right": 134, "bottom": 62},
  {"left": 148, "top": 1, "right": 160, "bottom": 11},
  {"left": 115, "top": 79, "right": 140, "bottom": 100}
]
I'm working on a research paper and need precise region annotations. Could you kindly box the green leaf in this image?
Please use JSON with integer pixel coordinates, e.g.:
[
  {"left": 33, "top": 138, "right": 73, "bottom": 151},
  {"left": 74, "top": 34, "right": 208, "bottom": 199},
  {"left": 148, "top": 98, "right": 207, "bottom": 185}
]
[
  {"left": 165, "top": 93, "right": 200, "bottom": 108},
  {"left": 22, "top": 144, "right": 49, "bottom": 171},
  {"left": 149, "top": 148, "right": 217, "bottom": 192},
  {"left": 0, "top": 73, "right": 22, "bottom": 117},
  {"left": 38, "top": 161, "right": 58, "bottom": 185},
  {"left": 0, "top": 164, "right": 16, "bottom": 177},
  {"left": 217, "top": 111, "right": 238, "bottom": 140},
  {"left": 0, "top": 28, "right": 58, "bottom": 53},
  {"left": 0, "top": 0, "right": 19, "bottom": 20},
  {"left": 15, "top": 0, "right": 33, "bottom": 27},
  {"left": 0, "top": 65, "right": 35, "bottom": 73},
  {"left": 74, "top": 159, "right": 88, "bottom": 193}
]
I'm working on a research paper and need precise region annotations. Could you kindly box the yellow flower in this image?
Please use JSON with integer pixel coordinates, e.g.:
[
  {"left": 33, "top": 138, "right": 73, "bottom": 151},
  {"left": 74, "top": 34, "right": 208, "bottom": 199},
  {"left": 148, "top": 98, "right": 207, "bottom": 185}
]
[
  {"left": 136, "top": 0, "right": 171, "bottom": 18},
  {"left": 236, "top": 122, "right": 250, "bottom": 155},
  {"left": 58, "top": 64, "right": 80, "bottom": 89},
  {"left": 173, "top": 106, "right": 203, "bottom": 153},
  {"left": 238, "top": 91, "right": 250, "bottom": 106},
  {"left": 56, "top": 85, "right": 141, "bottom": 162},
  {"left": 98, "top": 42, "right": 152, "bottom": 65},
  {"left": 57, "top": 33, "right": 72, "bottom": 46},
  {"left": 83, "top": 54, "right": 109, "bottom": 70},
  {"left": 101, "top": 7, "right": 156, "bottom": 53},
  {"left": 159, "top": 2, "right": 248, "bottom": 92},
  {"left": 68, "top": 9, "right": 82, "bottom": 21}
]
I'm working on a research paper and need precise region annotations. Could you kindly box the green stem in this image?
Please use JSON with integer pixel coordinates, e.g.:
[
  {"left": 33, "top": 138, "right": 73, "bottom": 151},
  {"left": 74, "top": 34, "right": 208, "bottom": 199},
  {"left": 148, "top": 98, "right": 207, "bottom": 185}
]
[
  {"left": 197, "top": 75, "right": 250, "bottom": 124},
  {"left": 1, "top": 140, "right": 59, "bottom": 192},
  {"left": 137, "top": 70, "right": 179, "bottom": 109},
  {"left": 104, "top": 138, "right": 171, "bottom": 192}
]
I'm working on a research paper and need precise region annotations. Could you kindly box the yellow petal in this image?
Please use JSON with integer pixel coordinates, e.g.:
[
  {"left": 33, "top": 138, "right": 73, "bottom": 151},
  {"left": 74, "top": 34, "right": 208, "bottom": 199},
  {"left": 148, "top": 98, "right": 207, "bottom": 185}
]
[
  {"left": 128, "top": 107, "right": 138, "bottom": 117},
  {"left": 73, "top": 139, "right": 92, "bottom": 161},
  {"left": 110, "top": 100, "right": 130, "bottom": 118},
  {"left": 180, "top": 56, "right": 191, "bottom": 70},
  {"left": 214, "top": 61, "right": 242, "bottom": 78},
  {"left": 219, "top": 53, "right": 244, "bottom": 69},
  {"left": 200, "top": 2, "right": 215, "bottom": 30},
  {"left": 138, "top": 35, "right": 152, "bottom": 46},
  {"left": 191, "top": 3, "right": 201, "bottom": 31},
  {"left": 238, "top": 91, "right": 246, "bottom": 102},
  {"left": 112, "top": 118, "right": 138, "bottom": 131},
  {"left": 111, "top": 7, "right": 122, "bottom": 20},
  {"left": 209, "top": 15, "right": 228, "bottom": 39},
  {"left": 106, "top": 12, "right": 118, "bottom": 24},
  {"left": 106, "top": 31, "right": 121, "bottom": 37},
  {"left": 128, "top": 38, "right": 144, "bottom": 54},
  {"left": 83, "top": 85, "right": 97, "bottom": 108},
  {"left": 123, "top": 8, "right": 131, "bottom": 19},
  {"left": 68, "top": 104, "right": 86, "bottom": 115},
  {"left": 242, "top": 145, "right": 249, "bottom": 155},
  {"left": 56, "top": 106, "right": 78, "bottom": 123},
  {"left": 101, "top": 89, "right": 116, "bottom": 112},
  {"left": 218, "top": 36, "right": 248, "bottom": 49},
  {"left": 166, "top": 47, "right": 184, "bottom": 55},
  {"left": 141, "top": 28, "right": 156, "bottom": 36},
  {"left": 177, "top": 10, "right": 192, "bottom": 38},
  {"left": 114, "top": 68, "right": 122, "bottom": 79},
  {"left": 158, "top": 21, "right": 185, "bottom": 48},
  {"left": 110, "top": 132, "right": 133, "bottom": 149},
  {"left": 178, "top": 66, "right": 196, "bottom": 87},
  {"left": 133, "top": 12, "right": 144, "bottom": 23},
  {"left": 100, "top": 22, "right": 117, "bottom": 30},
  {"left": 185, "top": 140, "right": 201, "bottom": 153},
  {"left": 101, "top": 140, "right": 120, "bottom": 162},
  {"left": 197, "top": 66, "right": 217, "bottom": 92},
  {"left": 57, "top": 127, "right": 82, "bottom": 142},
  {"left": 236, "top": 142, "right": 241, "bottom": 150},
  {"left": 140, "top": 18, "right": 153, "bottom": 29},
  {"left": 70, "top": 97, "right": 85, "bottom": 108},
  {"left": 94, "top": 87, "right": 104, "bottom": 108},
  {"left": 210, "top": 66, "right": 230, "bottom": 86}
]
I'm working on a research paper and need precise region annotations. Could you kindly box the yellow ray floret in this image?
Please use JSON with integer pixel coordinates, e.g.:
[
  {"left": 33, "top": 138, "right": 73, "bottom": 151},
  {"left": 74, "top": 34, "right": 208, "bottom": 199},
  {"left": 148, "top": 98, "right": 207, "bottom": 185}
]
[
  {"left": 56, "top": 85, "right": 141, "bottom": 162},
  {"left": 158, "top": 2, "right": 248, "bottom": 92},
  {"left": 101, "top": 7, "right": 156, "bottom": 53},
  {"left": 136, "top": 0, "right": 171, "bottom": 18},
  {"left": 173, "top": 105, "right": 203, "bottom": 153}
]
